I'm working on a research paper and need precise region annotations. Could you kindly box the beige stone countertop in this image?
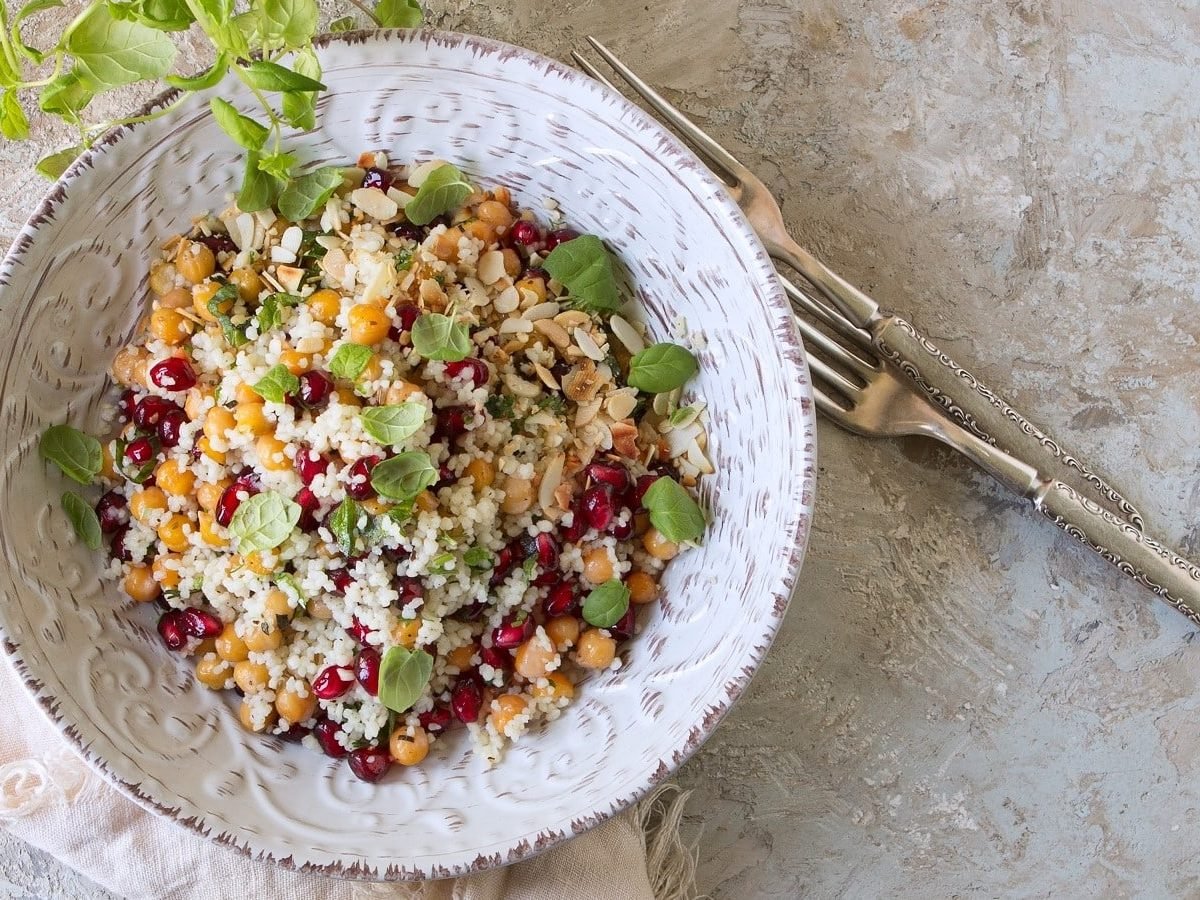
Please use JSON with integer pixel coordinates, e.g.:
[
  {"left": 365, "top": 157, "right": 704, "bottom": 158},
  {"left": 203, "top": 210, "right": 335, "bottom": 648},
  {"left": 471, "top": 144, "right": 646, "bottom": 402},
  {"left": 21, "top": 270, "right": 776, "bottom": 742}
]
[{"left": 4, "top": 0, "right": 1200, "bottom": 896}]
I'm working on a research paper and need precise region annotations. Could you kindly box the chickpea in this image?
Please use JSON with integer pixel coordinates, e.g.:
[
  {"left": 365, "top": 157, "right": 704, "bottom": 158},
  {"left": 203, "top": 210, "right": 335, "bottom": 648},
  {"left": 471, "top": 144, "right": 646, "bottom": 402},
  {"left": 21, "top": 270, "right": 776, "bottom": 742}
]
[
  {"left": 359, "top": 354, "right": 384, "bottom": 385},
  {"left": 255, "top": 434, "right": 291, "bottom": 471},
  {"left": 234, "top": 401, "right": 271, "bottom": 435},
  {"left": 642, "top": 528, "right": 679, "bottom": 561},
  {"left": 233, "top": 660, "right": 270, "bottom": 693},
  {"left": 432, "top": 226, "right": 464, "bottom": 262},
  {"left": 100, "top": 442, "right": 119, "bottom": 481},
  {"left": 244, "top": 620, "right": 282, "bottom": 652},
  {"left": 278, "top": 348, "right": 312, "bottom": 375},
  {"left": 545, "top": 616, "right": 581, "bottom": 649},
  {"left": 183, "top": 386, "right": 211, "bottom": 421},
  {"left": 227, "top": 267, "right": 262, "bottom": 302},
  {"left": 389, "top": 725, "right": 429, "bottom": 766},
  {"left": 446, "top": 645, "right": 475, "bottom": 670},
  {"left": 464, "top": 458, "right": 495, "bottom": 490},
  {"left": 307, "top": 289, "right": 341, "bottom": 325},
  {"left": 238, "top": 699, "right": 276, "bottom": 733},
  {"left": 514, "top": 636, "right": 557, "bottom": 680},
  {"left": 307, "top": 596, "right": 334, "bottom": 620},
  {"left": 176, "top": 240, "right": 216, "bottom": 284},
  {"left": 195, "top": 655, "right": 231, "bottom": 690},
  {"left": 500, "top": 476, "right": 533, "bottom": 515},
  {"left": 149, "top": 307, "right": 194, "bottom": 346},
  {"left": 576, "top": 629, "right": 617, "bottom": 669},
  {"left": 501, "top": 247, "right": 522, "bottom": 278},
  {"left": 626, "top": 571, "right": 659, "bottom": 605},
  {"left": 196, "top": 478, "right": 232, "bottom": 513},
  {"left": 155, "top": 458, "right": 195, "bottom": 497},
  {"left": 192, "top": 281, "right": 226, "bottom": 322},
  {"left": 215, "top": 623, "right": 249, "bottom": 663},
  {"left": 275, "top": 687, "right": 316, "bottom": 724},
  {"left": 157, "top": 514, "right": 191, "bottom": 553},
  {"left": 263, "top": 588, "right": 292, "bottom": 619},
  {"left": 234, "top": 381, "right": 260, "bottom": 404},
  {"left": 111, "top": 346, "right": 149, "bottom": 387},
  {"left": 515, "top": 276, "right": 547, "bottom": 303},
  {"left": 532, "top": 672, "right": 575, "bottom": 701},
  {"left": 489, "top": 694, "right": 529, "bottom": 735},
  {"left": 196, "top": 435, "right": 226, "bottom": 463},
  {"left": 476, "top": 199, "right": 514, "bottom": 230},
  {"left": 361, "top": 498, "right": 390, "bottom": 516},
  {"left": 203, "top": 407, "right": 235, "bottom": 447},
  {"left": 122, "top": 565, "right": 160, "bottom": 603},
  {"left": 159, "top": 286, "right": 192, "bottom": 309},
  {"left": 334, "top": 387, "right": 362, "bottom": 407},
  {"left": 239, "top": 551, "right": 273, "bottom": 576},
  {"left": 415, "top": 490, "right": 439, "bottom": 513},
  {"left": 581, "top": 547, "right": 614, "bottom": 585},
  {"left": 390, "top": 618, "right": 420, "bottom": 649},
  {"left": 130, "top": 486, "right": 168, "bottom": 524},
  {"left": 148, "top": 260, "right": 178, "bottom": 296},
  {"left": 463, "top": 218, "right": 496, "bottom": 245},
  {"left": 197, "top": 512, "right": 228, "bottom": 548},
  {"left": 384, "top": 380, "right": 421, "bottom": 405},
  {"left": 152, "top": 553, "right": 182, "bottom": 589},
  {"left": 348, "top": 304, "right": 390, "bottom": 345}
]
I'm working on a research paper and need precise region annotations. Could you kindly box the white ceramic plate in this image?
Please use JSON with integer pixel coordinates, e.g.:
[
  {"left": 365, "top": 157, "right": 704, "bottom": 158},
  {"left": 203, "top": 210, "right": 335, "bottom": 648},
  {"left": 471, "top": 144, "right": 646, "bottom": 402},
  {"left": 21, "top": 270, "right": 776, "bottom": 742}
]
[{"left": 0, "top": 30, "right": 816, "bottom": 879}]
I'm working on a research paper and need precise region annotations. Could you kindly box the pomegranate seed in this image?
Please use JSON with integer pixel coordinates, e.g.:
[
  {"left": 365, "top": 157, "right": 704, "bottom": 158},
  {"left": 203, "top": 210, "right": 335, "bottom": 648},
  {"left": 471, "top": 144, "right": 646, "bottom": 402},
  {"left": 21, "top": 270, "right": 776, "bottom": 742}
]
[
  {"left": 279, "top": 722, "right": 310, "bottom": 742},
  {"left": 533, "top": 569, "right": 559, "bottom": 587},
  {"left": 196, "top": 233, "right": 237, "bottom": 255},
  {"left": 479, "top": 646, "right": 511, "bottom": 672},
  {"left": 419, "top": 706, "right": 453, "bottom": 733},
  {"left": 582, "top": 484, "right": 615, "bottom": 531},
  {"left": 346, "top": 456, "right": 379, "bottom": 500},
  {"left": 314, "top": 718, "right": 348, "bottom": 758},
  {"left": 361, "top": 167, "right": 393, "bottom": 192},
  {"left": 452, "top": 601, "right": 486, "bottom": 621},
  {"left": 155, "top": 408, "right": 187, "bottom": 448},
  {"left": 396, "top": 303, "right": 421, "bottom": 333},
  {"left": 543, "top": 581, "right": 579, "bottom": 617},
  {"left": 297, "top": 370, "right": 333, "bottom": 409},
  {"left": 295, "top": 448, "right": 330, "bottom": 485},
  {"left": 524, "top": 266, "right": 548, "bottom": 282},
  {"left": 329, "top": 568, "right": 353, "bottom": 594},
  {"left": 124, "top": 438, "right": 155, "bottom": 466},
  {"left": 348, "top": 746, "right": 391, "bottom": 782},
  {"left": 444, "top": 358, "right": 489, "bottom": 388},
  {"left": 132, "top": 395, "right": 178, "bottom": 430},
  {"left": 434, "top": 406, "right": 468, "bottom": 441},
  {"left": 609, "top": 513, "right": 634, "bottom": 540},
  {"left": 149, "top": 357, "right": 197, "bottom": 392},
  {"left": 586, "top": 462, "right": 630, "bottom": 492},
  {"left": 182, "top": 608, "right": 222, "bottom": 638},
  {"left": 544, "top": 228, "right": 580, "bottom": 251},
  {"left": 396, "top": 577, "right": 424, "bottom": 604},
  {"left": 356, "top": 647, "right": 381, "bottom": 695},
  {"left": 214, "top": 484, "right": 248, "bottom": 527},
  {"left": 389, "top": 223, "right": 424, "bottom": 243},
  {"left": 564, "top": 498, "right": 588, "bottom": 543},
  {"left": 157, "top": 610, "right": 187, "bottom": 651},
  {"left": 346, "top": 617, "right": 372, "bottom": 643},
  {"left": 489, "top": 540, "right": 525, "bottom": 587},
  {"left": 491, "top": 614, "right": 533, "bottom": 650},
  {"left": 117, "top": 389, "right": 138, "bottom": 423},
  {"left": 631, "top": 474, "right": 659, "bottom": 508},
  {"left": 611, "top": 605, "right": 636, "bottom": 642},
  {"left": 110, "top": 524, "right": 135, "bottom": 562},
  {"left": 295, "top": 486, "right": 319, "bottom": 513},
  {"left": 312, "top": 665, "right": 355, "bottom": 700},
  {"left": 509, "top": 220, "right": 540, "bottom": 246},
  {"left": 451, "top": 676, "right": 482, "bottom": 723},
  {"left": 95, "top": 491, "right": 127, "bottom": 533},
  {"left": 534, "top": 532, "right": 559, "bottom": 569}
]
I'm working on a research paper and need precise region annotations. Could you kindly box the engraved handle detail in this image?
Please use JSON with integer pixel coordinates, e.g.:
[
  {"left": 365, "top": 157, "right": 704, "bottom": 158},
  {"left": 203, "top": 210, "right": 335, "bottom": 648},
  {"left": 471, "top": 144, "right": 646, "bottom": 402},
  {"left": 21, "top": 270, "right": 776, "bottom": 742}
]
[{"left": 873, "top": 315, "right": 1146, "bottom": 530}]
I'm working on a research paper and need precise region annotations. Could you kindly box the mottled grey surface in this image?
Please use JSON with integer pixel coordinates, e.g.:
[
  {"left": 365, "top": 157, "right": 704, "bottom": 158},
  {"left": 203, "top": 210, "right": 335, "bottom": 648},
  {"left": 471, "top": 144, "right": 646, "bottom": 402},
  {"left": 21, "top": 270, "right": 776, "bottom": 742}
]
[{"left": 3, "top": 0, "right": 1199, "bottom": 897}]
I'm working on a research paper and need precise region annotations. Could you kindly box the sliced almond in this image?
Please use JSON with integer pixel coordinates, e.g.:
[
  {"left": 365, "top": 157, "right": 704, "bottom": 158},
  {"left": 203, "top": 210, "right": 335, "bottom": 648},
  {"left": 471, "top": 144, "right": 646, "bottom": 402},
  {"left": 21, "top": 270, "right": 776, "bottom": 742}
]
[
  {"left": 575, "top": 397, "right": 602, "bottom": 427},
  {"left": 606, "top": 388, "right": 638, "bottom": 421},
  {"left": 498, "top": 317, "right": 534, "bottom": 335},
  {"left": 295, "top": 336, "right": 326, "bottom": 354},
  {"left": 270, "top": 245, "right": 297, "bottom": 264},
  {"left": 553, "top": 482, "right": 574, "bottom": 512},
  {"left": 609, "top": 314, "right": 646, "bottom": 355},
  {"left": 386, "top": 187, "right": 412, "bottom": 209},
  {"left": 320, "top": 249, "right": 351, "bottom": 288},
  {"left": 419, "top": 278, "right": 447, "bottom": 309},
  {"left": 534, "top": 363, "right": 560, "bottom": 390},
  {"left": 408, "top": 159, "right": 448, "bottom": 188},
  {"left": 276, "top": 265, "right": 305, "bottom": 293},
  {"left": 523, "top": 301, "right": 560, "bottom": 321},
  {"left": 533, "top": 318, "right": 571, "bottom": 350},
  {"left": 686, "top": 439, "right": 715, "bottom": 475},
  {"left": 477, "top": 250, "right": 506, "bottom": 285},
  {"left": 362, "top": 259, "right": 396, "bottom": 305},
  {"left": 573, "top": 327, "right": 606, "bottom": 361},
  {"left": 538, "top": 453, "right": 565, "bottom": 514},
  {"left": 503, "top": 373, "right": 542, "bottom": 398},
  {"left": 562, "top": 359, "right": 601, "bottom": 402},
  {"left": 494, "top": 285, "right": 521, "bottom": 314},
  {"left": 255, "top": 208, "right": 278, "bottom": 231},
  {"left": 315, "top": 234, "right": 343, "bottom": 251},
  {"left": 350, "top": 188, "right": 399, "bottom": 221},
  {"left": 554, "top": 310, "right": 590, "bottom": 330},
  {"left": 610, "top": 421, "right": 640, "bottom": 458},
  {"left": 234, "top": 212, "right": 255, "bottom": 251}
]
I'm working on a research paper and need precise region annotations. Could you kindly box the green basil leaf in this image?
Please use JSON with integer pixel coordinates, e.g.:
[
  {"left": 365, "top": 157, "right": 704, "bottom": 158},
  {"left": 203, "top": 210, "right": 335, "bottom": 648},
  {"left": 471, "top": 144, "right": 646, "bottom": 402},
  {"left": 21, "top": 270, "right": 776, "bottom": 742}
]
[
  {"left": 255, "top": 292, "right": 300, "bottom": 333},
  {"left": 642, "top": 476, "right": 705, "bottom": 543},
  {"left": 328, "top": 498, "right": 358, "bottom": 556},
  {"left": 370, "top": 451, "right": 436, "bottom": 500},
  {"left": 257, "top": 150, "right": 297, "bottom": 181},
  {"left": 38, "top": 71, "right": 93, "bottom": 124},
  {"left": 61, "top": 491, "right": 102, "bottom": 550},
  {"left": 208, "top": 283, "right": 249, "bottom": 347},
  {"left": 627, "top": 342, "right": 699, "bottom": 394},
  {"left": 165, "top": 54, "right": 228, "bottom": 90},
  {"left": 238, "top": 150, "right": 282, "bottom": 213},
  {"left": 15, "top": 0, "right": 64, "bottom": 24},
  {"left": 543, "top": 234, "right": 620, "bottom": 315},
  {"left": 328, "top": 342, "right": 372, "bottom": 381},
  {"left": 430, "top": 551, "right": 455, "bottom": 572},
  {"left": 668, "top": 405, "right": 698, "bottom": 427},
  {"left": 252, "top": 363, "right": 299, "bottom": 403},
  {"left": 256, "top": 0, "right": 317, "bottom": 49},
  {"left": 403, "top": 163, "right": 473, "bottom": 226},
  {"left": 378, "top": 645, "right": 433, "bottom": 713},
  {"left": 240, "top": 59, "right": 325, "bottom": 93},
  {"left": 410, "top": 313, "right": 470, "bottom": 362},
  {"left": 582, "top": 579, "right": 630, "bottom": 628},
  {"left": 360, "top": 403, "right": 426, "bottom": 447},
  {"left": 183, "top": 0, "right": 247, "bottom": 56},
  {"left": 63, "top": 3, "right": 175, "bottom": 88},
  {"left": 463, "top": 546, "right": 493, "bottom": 570},
  {"left": 35, "top": 146, "right": 82, "bottom": 180},
  {"left": 375, "top": 0, "right": 423, "bottom": 27},
  {"left": 0, "top": 89, "right": 29, "bottom": 140},
  {"left": 228, "top": 490, "right": 301, "bottom": 553},
  {"left": 39, "top": 424, "right": 102, "bottom": 484},
  {"left": 110, "top": 0, "right": 194, "bottom": 31},
  {"left": 277, "top": 166, "right": 343, "bottom": 222},
  {"left": 280, "top": 47, "right": 319, "bottom": 130},
  {"left": 210, "top": 97, "right": 268, "bottom": 151},
  {"left": 328, "top": 14, "right": 355, "bottom": 31}
]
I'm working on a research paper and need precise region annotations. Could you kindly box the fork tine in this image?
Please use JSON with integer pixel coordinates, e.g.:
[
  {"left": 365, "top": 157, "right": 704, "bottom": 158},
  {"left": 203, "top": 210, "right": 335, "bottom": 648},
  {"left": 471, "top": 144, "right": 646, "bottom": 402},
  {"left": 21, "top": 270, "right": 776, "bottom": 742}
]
[
  {"left": 791, "top": 312, "right": 877, "bottom": 381},
  {"left": 570, "top": 50, "right": 621, "bottom": 94},
  {"left": 811, "top": 381, "right": 856, "bottom": 425},
  {"left": 585, "top": 36, "right": 749, "bottom": 183},
  {"left": 780, "top": 275, "right": 875, "bottom": 354},
  {"left": 805, "top": 348, "right": 863, "bottom": 402}
]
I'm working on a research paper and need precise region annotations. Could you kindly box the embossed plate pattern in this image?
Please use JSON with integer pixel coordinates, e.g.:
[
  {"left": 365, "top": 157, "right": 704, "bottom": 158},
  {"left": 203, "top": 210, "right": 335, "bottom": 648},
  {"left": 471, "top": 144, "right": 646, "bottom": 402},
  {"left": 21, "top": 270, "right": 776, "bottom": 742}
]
[{"left": 0, "top": 30, "right": 816, "bottom": 879}]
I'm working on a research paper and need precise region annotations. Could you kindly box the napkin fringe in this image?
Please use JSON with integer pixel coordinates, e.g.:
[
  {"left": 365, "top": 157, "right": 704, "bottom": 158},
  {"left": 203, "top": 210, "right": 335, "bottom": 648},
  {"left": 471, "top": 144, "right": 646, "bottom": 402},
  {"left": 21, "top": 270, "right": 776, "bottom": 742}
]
[{"left": 634, "top": 783, "right": 698, "bottom": 900}]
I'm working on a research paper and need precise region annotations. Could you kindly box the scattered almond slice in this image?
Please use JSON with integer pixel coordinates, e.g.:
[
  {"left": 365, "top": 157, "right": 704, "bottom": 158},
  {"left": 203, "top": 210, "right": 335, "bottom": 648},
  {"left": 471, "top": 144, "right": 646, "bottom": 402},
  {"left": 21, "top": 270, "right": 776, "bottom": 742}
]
[
  {"left": 477, "top": 250, "right": 506, "bottom": 285},
  {"left": 350, "top": 187, "right": 399, "bottom": 220},
  {"left": 575, "top": 397, "right": 603, "bottom": 427},
  {"left": 503, "top": 373, "right": 542, "bottom": 398},
  {"left": 275, "top": 266, "right": 305, "bottom": 293},
  {"left": 533, "top": 319, "right": 570, "bottom": 350},
  {"left": 539, "top": 453, "right": 565, "bottom": 514},
  {"left": 534, "top": 364, "right": 560, "bottom": 390},
  {"left": 523, "top": 302, "right": 560, "bottom": 321},
  {"left": 609, "top": 314, "right": 646, "bottom": 354},
  {"left": 408, "top": 159, "right": 447, "bottom": 188},
  {"left": 606, "top": 388, "right": 638, "bottom": 421},
  {"left": 573, "top": 327, "right": 606, "bottom": 361},
  {"left": 493, "top": 285, "right": 521, "bottom": 314}
]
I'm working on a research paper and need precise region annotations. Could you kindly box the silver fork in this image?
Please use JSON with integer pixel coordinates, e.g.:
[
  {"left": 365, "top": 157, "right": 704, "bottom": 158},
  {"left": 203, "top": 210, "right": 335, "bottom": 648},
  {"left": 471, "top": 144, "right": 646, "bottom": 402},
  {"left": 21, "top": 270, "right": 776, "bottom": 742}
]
[
  {"left": 572, "top": 39, "right": 1200, "bottom": 622},
  {"left": 572, "top": 37, "right": 1146, "bottom": 531}
]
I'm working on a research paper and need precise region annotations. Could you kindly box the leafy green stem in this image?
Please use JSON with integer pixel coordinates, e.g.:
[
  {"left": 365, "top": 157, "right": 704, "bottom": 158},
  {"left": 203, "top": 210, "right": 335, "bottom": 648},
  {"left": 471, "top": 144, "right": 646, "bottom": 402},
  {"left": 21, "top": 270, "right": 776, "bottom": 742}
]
[
  {"left": 83, "top": 92, "right": 189, "bottom": 138},
  {"left": 346, "top": 0, "right": 384, "bottom": 26}
]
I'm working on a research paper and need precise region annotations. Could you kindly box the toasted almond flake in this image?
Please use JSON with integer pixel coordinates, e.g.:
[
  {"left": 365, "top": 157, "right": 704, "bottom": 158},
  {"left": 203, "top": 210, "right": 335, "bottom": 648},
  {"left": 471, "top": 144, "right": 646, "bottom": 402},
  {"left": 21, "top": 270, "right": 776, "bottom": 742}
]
[
  {"left": 260, "top": 270, "right": 285, "bottom": 293},
  {"left": 533, "top": 364, "right": 560, "bottom": 390},
  {"left": 686, "top": 439, "right": 715, "bottom": 475},
  {"left": 320, "top": 197, "right": 343, "bottom": 234},
  {"left": 503, "top": 373, "right": 542, "bottom": 398},
  {"left": 562, "top": 359, "right": 602, "bottom": 402},
  {"left": 408, "top": 159, "right": 447, "bottom": 188},
  {"left": 498, "top": 317, "right": 534, "bottom": 335},
  {"left": 320, "top": 249, "right": 351, "bottom": 287},
  {"left": 362, "top": 259, "right": 396, "bottom": 305},
  {"left": 539, "top": 453, "right": 565, "bottom": 513},
  {"left": 533, "top": 318, "right": 570, "bottom": 349},
  {"left": 160, "top": 233, "right": 183, "bottom": 252},
  {"left": 665, "top": 423, "right": 696, "bottom": 457},
  {"left": 573, "top": 327, "right": 606, "bottom": 361},
  {"left": 276, "top": 265, "right": 305, "bottom": 293},
  {"left": 523, "top": 301, "right": 560, "bottom": 321},
  {"left": 477, "top": 250, "right": 506, "bottom": 285},
  {"left": 554, "top": 310, "right": 590, "bottom": 329},
  {"left": 553, "top": 482, "right": 574, "bottom": 511},
  {"left": 610, "top": 421, "right": 639, "bottom": 457},
  {"left": 575, "top": 397, "right": 602, "bottom": 427},
  {"left": 651, "top": 392, "right": 671, "bottom": 416},
  {"left": 350, "top": 187, "right": 399, "bottom": 220},
  {"left": 606, "top": 388, "right": 638, "bottom": 421},
  {"left": 295, "top": 336, "right": 326, "bottom": 354},
  {"left": 234, "top": 212, "right": 255, "bottom": 251},
  {"left": 270, "top": 245, "right": 297, "bottom": 264},
  {"left": 609, "top": 314, "right": 646, "bottom": 354},
  {"left": 255, "top": 208, "right": 278, "bottom": 230},
  {"left": 386, "top": 187, "right": 412, "bottom": 209}
]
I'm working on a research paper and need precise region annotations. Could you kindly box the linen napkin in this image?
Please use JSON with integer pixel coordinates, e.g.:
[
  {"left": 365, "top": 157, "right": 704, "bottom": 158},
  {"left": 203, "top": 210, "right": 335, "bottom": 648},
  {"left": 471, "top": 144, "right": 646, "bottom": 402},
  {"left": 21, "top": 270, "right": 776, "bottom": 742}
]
[{"left": 0, "top": 658, "right": 695, "bottom": 900}]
